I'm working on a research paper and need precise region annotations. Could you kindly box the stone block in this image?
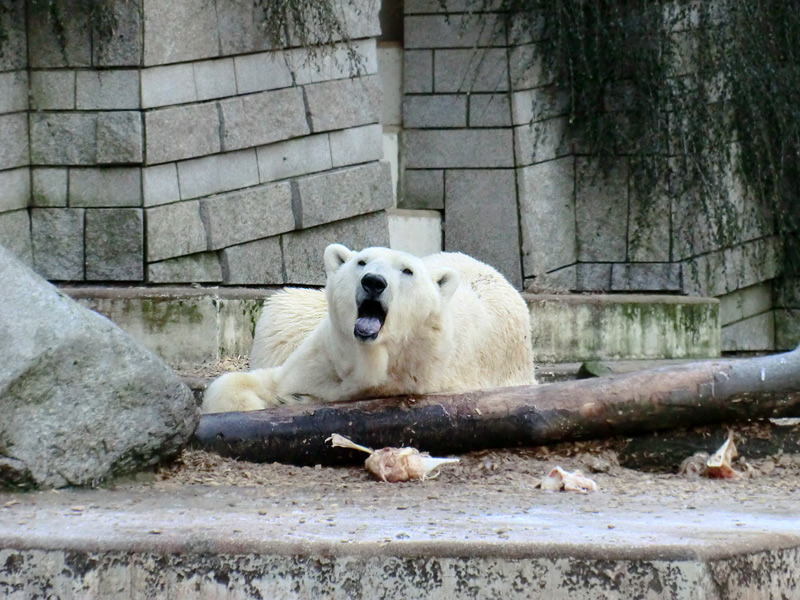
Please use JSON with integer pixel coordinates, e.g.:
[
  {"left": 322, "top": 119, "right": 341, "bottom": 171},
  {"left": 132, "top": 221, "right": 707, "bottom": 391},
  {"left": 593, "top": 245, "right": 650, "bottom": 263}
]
[
  {"left": 92, "top": 0, "right": 143, "bottom": 66},
  {"left": 400, "top": 169, "right": 444, "bottom": 210},
  {"left": 775, "top": 309, "right": 800, "bottom": 350},
  {"left": 69, "top": 168, "right": 142, "bottom": 207},
  {"left": 722, "top": 311, "right": 774, "bottom": 352},
  {"left": 405, "top": 14, "right": 505, "bottom": 49},
  {"left": 234, "top": 51, "right": 294, "bottom": 95},
  {"left": 0, "top": 71, "right": 28, "bottom": 113},
  {"left": 219, "top": 87, "right": 308, "bottom": 151},
  {"left": 469, "top": 94, "right": 512, "bottom": 127},
  {"left": 387, "top": 208, "right": 442, "bottom": 257},
  {"left": 144, "top": 103, "right": 220, "bottom": 164},
  {"left": 257, "top": 133, "right": 332, "bottom": 183},
  {"left": 610, "top": 263, "right": 682, "bottom": 292},
  {"left": 29, "top": 112, "right": 95, "bottom": 165},
  {"left": 30, "top": 70, "right": 76, "bottom": 110},
  {"left": 509, "top": 43, "right": 551, "bottom": 89},
  {"left": 30, "top": 208, "right": 85, "bottom": 280},
  {"left": 305, "top": 75, "right": 381, "bottom": 133},
  {"left": 404, "top": 50, "right": 433, "bottom": 94},
  {"left": 295, "top": 162, "right": 394, "bottom": 229},
  {"left": 0, "top": 168, "right": 30, "bottom": 213},
  {"left": 628, "top": 160, "right": 671, "bottom": 262},
  {"left": 290, "top": 40, "right": 378, "bottom": 85},
  {"left": 404, "top": 0, "right": 494, "bottom": 13},
  {"left": 383, "top": 131, "right": 400, "bottom": 202},
  {"left": 76, "top": 70, "right": 140, "bottom": 110},
  {"left": 0, "top": 1, "right": 27, "bottom": 71},
  {"left": 444, "top": 169, "right": 522, "bottom": 288},
  {"left": 194, "top": 58, "right": 237, "bottom": 101},
  {"left": 378, "top": 46, "right": 403, "bottom": 127},
  {"left": 0, "top": 209, "right": 32, "bottom": 266},
  {"left": 774, "top": 276, "right": 800, "bottom": 309},
  {"left": 434, "top": 48, "right": 509, "bottom": 93},
  {"left": 142, "top": 0, "right": 220, "bottom": 66},
  {"left": 27, "top": 0, "right": 91, "bottom": 67},
  {"left": 220, "top": 237, "right": 284, "bottom": 285},
  {"left": 525, "top": 264, "right": 577, "bottom": 293},
  {"left": 96, "top": 111, "right": 144, "bottom": 164},
  {"left": 518, "top": 158, "right": 576, "bottom": 277},
  {"left": 146, "top": 200, "right": 207, "bottom": 262},
  {"left": 177, "top": 150, "right": 259, "bottom": 200},
  {"left": 148, "top": 252, "right": 223, "bottom": 284},
  {"left": 719, "top": 282, "right": 773, "bottom": 326},
  {"left": 684, "top": 237, "right": 782, "bottom": 298},
  {"left": 514, "top": 117, "right": 571, "bottom": 166},
  {"left": 576, "top": 263, "right": 612, "bottom": 291},
  {"left": 0, "top": 113, "right": 29, "bottom": 169},
  {"left": 85, "top": 208, "right": 145, "bottom": 281},
  {"left": 404, "top": 129, "right": 514, "bottom": 168},
  {"left": 575, "top": 157, "right": 629, "bottom": 262},
  {"left": 329, "top": 124, "right": 384, "bottom": 167},
  {"left": 282, "top": 211, "right": 391, "bottom": 285},
  {"left": 142, "top": 164, "right": 180, "bottom": 207},
  {"left": 403, "top": 95, "right": 467, "bottom": 128},
  {"left": 216, "top": 0, "right": 272, "bottom": 56},
  {"left": 200, "top": 182, "right": 295, "bottom": 250},
  {"left": 140, "top": 64, "right": 197, "bottom": 108},
  {"left": 32, "top": 168, "right": 68, "bottom": 207}
]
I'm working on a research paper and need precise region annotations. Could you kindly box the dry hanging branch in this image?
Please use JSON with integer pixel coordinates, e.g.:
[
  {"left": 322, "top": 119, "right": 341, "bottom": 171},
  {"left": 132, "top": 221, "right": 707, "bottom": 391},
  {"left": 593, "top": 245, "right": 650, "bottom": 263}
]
[{"left": 194, "top": 347, "right": 800, "bottom": 466}]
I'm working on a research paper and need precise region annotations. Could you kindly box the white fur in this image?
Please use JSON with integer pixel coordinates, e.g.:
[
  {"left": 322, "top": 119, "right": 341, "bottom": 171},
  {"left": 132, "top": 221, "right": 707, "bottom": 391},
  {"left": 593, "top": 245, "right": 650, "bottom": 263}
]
[{"left": 201, "top": 245, "right": 536, "bottom": 413}]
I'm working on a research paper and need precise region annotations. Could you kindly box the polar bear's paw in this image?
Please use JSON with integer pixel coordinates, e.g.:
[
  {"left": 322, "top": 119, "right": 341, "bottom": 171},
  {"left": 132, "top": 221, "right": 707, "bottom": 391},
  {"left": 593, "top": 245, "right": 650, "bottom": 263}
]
[{"left": 200, "top": 369, "right": 280, "bottom": 414}]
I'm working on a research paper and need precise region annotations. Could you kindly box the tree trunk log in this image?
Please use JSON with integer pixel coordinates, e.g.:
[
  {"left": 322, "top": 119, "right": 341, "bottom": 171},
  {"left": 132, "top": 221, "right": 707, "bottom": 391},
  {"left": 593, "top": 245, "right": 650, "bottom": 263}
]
[{"left": 193, "top": 347, "right": 800, "bottom": 465}]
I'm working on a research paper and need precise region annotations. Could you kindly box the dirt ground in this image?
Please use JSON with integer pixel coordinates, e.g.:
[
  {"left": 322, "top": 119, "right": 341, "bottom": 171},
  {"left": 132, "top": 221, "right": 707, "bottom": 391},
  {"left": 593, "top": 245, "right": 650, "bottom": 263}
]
[{"left": 160, "top": 359, "right": 800, "bottom": 505}]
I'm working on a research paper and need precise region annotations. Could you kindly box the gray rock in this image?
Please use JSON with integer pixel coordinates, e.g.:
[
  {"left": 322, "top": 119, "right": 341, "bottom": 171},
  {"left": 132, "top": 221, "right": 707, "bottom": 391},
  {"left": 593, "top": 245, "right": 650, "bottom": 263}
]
[{"left": 0, "top": 245, "right": 197, "bottom": 488}]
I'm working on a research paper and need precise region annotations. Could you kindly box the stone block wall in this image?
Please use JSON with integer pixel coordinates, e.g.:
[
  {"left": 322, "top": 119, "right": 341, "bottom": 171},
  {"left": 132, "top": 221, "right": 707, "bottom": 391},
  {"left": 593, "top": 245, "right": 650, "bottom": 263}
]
[
  {"left": 0, "top": 1, "right": 30, "bottom": 266},
  {"left": 401, "top": 0, "right": 522, "bottom": 288},
  {"left": 401, "top": 1, "right": 790, "bottom": 350},
  {"left": 1, "top": 0, "right": 394, "bottom": 286}
]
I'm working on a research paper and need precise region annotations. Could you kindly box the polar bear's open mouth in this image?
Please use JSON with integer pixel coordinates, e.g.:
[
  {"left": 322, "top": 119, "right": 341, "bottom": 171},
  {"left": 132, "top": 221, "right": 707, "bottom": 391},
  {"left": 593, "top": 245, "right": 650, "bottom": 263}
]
[{"left": 354, "top": 299, "right": 387, "bottom": 341}]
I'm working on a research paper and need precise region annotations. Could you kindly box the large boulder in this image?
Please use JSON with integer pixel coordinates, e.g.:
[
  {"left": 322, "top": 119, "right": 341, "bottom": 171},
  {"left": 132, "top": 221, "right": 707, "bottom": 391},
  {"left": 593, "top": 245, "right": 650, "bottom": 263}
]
[{"left": 0, "top": 245, "right": 198, "bottom": 488}]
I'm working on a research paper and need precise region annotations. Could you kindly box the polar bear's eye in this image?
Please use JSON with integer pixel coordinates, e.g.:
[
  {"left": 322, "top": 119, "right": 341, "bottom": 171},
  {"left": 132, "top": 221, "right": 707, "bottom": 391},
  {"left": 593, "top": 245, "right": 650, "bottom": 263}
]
[
  {"left": 357, "top": 260, "right": 366, "bottom": 266},
  {"left": 402, "top": 268, "right": 414, "bottom": 276}
]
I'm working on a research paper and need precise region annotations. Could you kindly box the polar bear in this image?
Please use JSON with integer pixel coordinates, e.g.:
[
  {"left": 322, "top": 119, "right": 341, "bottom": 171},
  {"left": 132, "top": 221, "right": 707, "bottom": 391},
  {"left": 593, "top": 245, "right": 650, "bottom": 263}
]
[{"left": 201, "top": 244, "right": 536, "bottom": 413}]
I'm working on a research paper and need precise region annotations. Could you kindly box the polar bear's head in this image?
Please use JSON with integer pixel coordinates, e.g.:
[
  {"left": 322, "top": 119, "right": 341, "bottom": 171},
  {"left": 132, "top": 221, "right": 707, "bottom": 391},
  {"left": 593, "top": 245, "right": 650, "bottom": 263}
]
[{"left": 323, "top": 244, "right": 460, "bottom": 344}]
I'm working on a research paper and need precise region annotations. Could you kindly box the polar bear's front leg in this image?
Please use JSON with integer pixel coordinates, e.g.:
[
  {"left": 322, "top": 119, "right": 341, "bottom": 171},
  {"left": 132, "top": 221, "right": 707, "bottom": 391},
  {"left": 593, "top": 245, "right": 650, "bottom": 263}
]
[{"left": 201, "top": 368, "right": 282, "bottom": 413}]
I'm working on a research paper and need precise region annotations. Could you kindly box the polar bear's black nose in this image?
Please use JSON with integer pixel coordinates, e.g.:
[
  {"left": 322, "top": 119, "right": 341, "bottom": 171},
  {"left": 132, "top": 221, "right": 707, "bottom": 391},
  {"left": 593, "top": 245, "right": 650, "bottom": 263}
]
[{"left": 361, "top": 273, "right": 387, "bottom": 296}]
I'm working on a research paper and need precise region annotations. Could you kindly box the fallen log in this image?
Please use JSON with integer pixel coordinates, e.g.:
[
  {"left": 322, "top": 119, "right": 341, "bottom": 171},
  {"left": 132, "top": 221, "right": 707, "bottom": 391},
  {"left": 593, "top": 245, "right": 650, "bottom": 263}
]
[{"left": 193, "top": 346, "right": 800, "bottom": 465}]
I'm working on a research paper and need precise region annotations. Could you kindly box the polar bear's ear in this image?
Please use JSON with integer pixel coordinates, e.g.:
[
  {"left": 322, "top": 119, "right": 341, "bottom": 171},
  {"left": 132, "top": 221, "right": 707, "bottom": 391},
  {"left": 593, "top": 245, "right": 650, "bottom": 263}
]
[
  {"left": 432, "top": 267, "right": 460, "bottom": 301},
  {"left": 324, "top": 244, "right": 355, "bottom": 276}
]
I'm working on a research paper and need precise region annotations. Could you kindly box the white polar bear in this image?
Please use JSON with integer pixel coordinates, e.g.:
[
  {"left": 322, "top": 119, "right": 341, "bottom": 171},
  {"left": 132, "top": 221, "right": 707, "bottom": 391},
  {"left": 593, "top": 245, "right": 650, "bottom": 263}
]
[{"left": 201, "top": 244, "right": 536, "bottom": 413}]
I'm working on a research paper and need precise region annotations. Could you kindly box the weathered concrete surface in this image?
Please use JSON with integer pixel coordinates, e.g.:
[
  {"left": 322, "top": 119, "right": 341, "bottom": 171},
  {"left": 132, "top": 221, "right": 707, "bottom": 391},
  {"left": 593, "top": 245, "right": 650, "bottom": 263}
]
[
  {"left": 65, "top": 286, "right": 275, "bottom": 369},
  {"left": 64, "top": 288, "right": 722, "bottom": 369},
  {"left": 0, "top": 483, "right": 798, "bottom": 599},
  {"left": 528, "top": 294, "right": 721, "bottom": 363}
]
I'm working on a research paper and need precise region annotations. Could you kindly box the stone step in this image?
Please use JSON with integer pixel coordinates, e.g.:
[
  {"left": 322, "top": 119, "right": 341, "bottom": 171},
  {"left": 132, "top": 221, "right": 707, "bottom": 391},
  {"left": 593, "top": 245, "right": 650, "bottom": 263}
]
[{"left": 64, "top": 287, "right": 721, "bottom": 369}]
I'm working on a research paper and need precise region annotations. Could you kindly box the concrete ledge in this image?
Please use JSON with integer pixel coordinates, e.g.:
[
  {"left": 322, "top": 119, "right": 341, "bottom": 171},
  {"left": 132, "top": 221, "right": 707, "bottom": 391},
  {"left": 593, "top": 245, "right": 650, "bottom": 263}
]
[
  {"left": 65, "top": 288, "right": 722, "bottom": 368},
  {"left": 1, "top": 486, "right": 799, "bottom": 599},
  {"left": 64, "top": 286, "right": 277, "bottom": 369},
  {"left": 527, "top": 294, "right": 721, "bottom": 363}
]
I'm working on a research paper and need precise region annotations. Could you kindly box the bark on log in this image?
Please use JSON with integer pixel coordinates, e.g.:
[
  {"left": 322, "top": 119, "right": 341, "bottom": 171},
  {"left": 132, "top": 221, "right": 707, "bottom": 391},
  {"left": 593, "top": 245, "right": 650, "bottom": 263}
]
[{"left": 193, "top": 347, "right": 800, "bottom": 466}]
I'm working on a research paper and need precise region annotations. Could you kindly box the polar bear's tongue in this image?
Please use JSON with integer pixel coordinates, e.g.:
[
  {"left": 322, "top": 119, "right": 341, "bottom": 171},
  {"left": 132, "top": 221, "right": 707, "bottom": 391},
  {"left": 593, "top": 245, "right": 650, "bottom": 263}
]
[{"left": 355, "top": 317, "right": 382, "bottom": 338}]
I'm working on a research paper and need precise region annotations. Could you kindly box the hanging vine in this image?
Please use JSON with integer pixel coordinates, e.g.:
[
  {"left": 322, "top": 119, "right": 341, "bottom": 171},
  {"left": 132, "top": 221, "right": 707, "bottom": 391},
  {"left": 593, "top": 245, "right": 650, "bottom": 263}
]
[{"left": 468, "top": 0, "right": 800, "bottom": 274}]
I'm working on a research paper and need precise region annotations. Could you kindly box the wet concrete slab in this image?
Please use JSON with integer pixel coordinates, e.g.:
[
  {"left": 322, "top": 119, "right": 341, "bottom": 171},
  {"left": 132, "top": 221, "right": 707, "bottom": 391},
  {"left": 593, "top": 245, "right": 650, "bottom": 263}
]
[{"left": 1, "top": 480, "right": 799, "bottom": 599}]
